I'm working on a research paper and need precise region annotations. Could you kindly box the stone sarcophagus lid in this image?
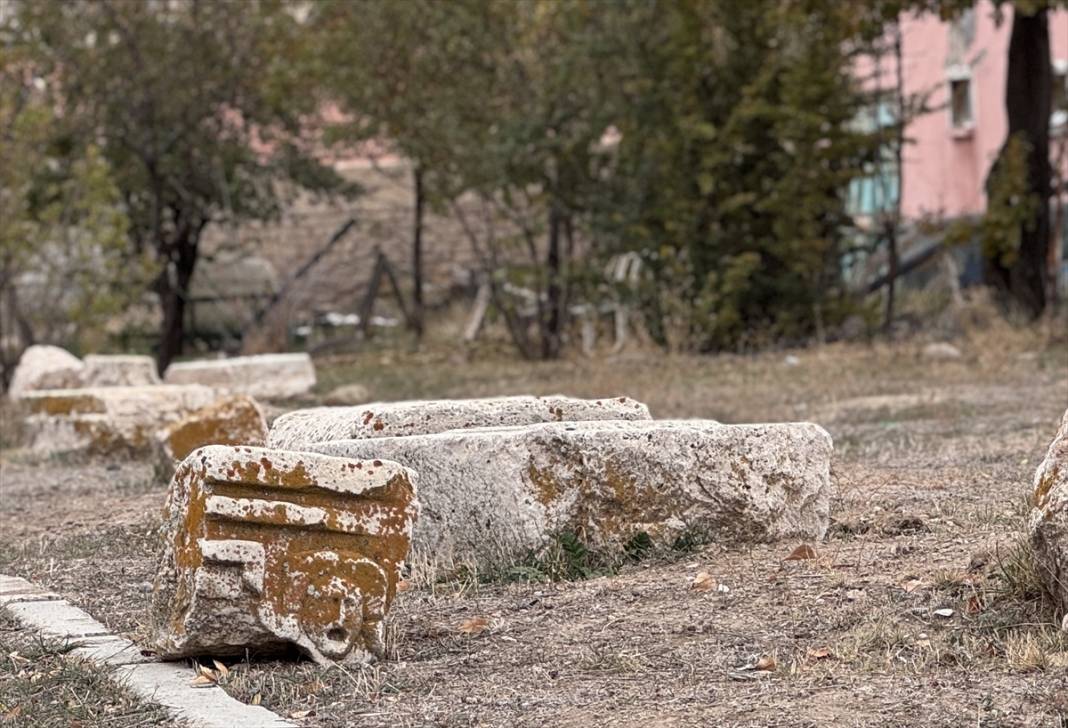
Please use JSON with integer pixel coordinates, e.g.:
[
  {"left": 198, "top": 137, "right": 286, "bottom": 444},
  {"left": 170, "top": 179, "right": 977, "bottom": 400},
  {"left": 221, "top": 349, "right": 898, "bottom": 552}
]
[{"left": 150, "top": 445, "right": 418, "bottom": 664}]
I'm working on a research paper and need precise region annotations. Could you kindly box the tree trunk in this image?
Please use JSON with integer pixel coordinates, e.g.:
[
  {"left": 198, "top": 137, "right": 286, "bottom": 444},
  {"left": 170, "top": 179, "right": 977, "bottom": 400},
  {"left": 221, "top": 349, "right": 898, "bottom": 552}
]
[
  {"left": 155, "top": 238, "right": 198, "bottom": 374},
  {"left": 542, "top": 203, "right": 564, "bottom": 359},
  {"left": 985, "top": 8, "right": 1051, "bottom": 318},
  {"left": 412, "top": 165, "right": 425, "bottom": 339}
]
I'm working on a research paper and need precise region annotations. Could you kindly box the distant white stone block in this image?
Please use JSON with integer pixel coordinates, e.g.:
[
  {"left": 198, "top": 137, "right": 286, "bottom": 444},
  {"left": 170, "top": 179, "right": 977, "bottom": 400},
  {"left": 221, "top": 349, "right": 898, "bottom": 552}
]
[
  {"left": 82, "top": 354, "right": 160, "bottom": 387},
  {"left": 164, "top": 353, "right": 316, "bottom": 399},
  {"left": 7, "top": 345, "right": 84, "bottom": 398},
  {"left": 268, "top": 394, "right": 652, "bottom": 450}
]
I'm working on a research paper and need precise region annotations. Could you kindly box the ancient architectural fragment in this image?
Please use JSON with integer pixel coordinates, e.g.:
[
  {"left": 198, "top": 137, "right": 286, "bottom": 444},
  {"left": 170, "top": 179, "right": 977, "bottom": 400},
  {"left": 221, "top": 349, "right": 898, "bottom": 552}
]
[
  {"left": 154, "top": 395, "right": 269, "bottom": 479},
  {"left": 20, "top": 385, "right": 217, "bottom": 456},
  {"left": 268, "top": 395, "right": 652, "bottom": 450},
  {"left": 310, "top": 419, "right": 831, "bottom": 572},
  {"left": 163, "top": 353, "right": 316, "bottom": 400},
  {"left": 150, "top": 445, "right": 418, "bottom": 664},
  {"left": 1029, "top": 408, "right": 1068, "bottom": 629},
  {"left": 81, "top": 354, "right": 160, "bottom": 387},
  {"left": 7, "top": 345, "right": 84, "bottom": 398}
]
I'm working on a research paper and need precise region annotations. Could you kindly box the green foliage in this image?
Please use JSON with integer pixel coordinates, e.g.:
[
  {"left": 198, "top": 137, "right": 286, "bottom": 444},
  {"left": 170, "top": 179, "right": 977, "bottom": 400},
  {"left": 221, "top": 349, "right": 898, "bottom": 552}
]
[
  {"left": 593, "top": 0, "right": 874, "bottom": 350},
  {"left": 0, "top": 35, "right": 151, "bottom": 379},
  {"left": 981, "top": 134, "right": 1040, "bottom": 269},
  {"left": 8, "top": 0, "right": 357, "bottom": 368}
]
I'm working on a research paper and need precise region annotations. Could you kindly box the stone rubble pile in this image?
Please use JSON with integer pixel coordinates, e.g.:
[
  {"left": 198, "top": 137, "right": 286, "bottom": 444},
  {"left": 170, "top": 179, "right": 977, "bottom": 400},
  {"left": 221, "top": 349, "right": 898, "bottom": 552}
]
[
  {"left": 6, "top": 345, "right": 320, "bottom": 457},
  {"left": 10, "top": 345, "right": 840, "bottom": 665}
]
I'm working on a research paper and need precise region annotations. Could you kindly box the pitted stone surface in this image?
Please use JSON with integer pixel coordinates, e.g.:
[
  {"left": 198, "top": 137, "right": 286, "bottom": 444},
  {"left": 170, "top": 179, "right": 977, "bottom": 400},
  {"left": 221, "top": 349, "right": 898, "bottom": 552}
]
[
  {"left": 154, "top": 395, "right": 268, "bottom": 480},
  {"left": 20, "top": 385, "right": 217, "bottom": 456},
  {"left": 150, "top": 445, "right": 418, "bottom": 664},
  {"left": 311, "top": 419, "right": 831, "bottom": 572},
  {"left": 1029, "top": 407, "right": 1068, "bottom": 627},
  {"left": 82, "top": 354, "right": 160, "bottom": 387},
  {"left": 164, "top": 353, "right": 316, "bottom": 399},
  {"left": 268, "top": 395, "right": 652, "bottom": 450},
  {"left": 7, "top": 345, "right": 84, "bottom": 398}
]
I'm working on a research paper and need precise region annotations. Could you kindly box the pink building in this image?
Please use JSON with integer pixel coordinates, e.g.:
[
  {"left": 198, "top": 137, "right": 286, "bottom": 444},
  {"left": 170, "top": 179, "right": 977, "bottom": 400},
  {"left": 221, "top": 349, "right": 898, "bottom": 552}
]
[{"left": 882, "top": 4, "right": 1067, "bottom": 221}]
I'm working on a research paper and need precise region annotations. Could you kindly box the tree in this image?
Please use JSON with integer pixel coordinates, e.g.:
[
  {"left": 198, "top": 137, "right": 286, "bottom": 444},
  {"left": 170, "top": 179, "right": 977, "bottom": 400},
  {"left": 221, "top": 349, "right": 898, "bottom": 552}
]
[
  {"left": 316, "top": 0, "right": 614, "bottom": 359},
  {"left": 0, "top": 16, "right": 147, "bottom": 387},
  {"left": 592, "top": 0, "right": 874, "bottom": 350},
  {"left": 15, "top": 0, "right": 356, "bottom": 371}
]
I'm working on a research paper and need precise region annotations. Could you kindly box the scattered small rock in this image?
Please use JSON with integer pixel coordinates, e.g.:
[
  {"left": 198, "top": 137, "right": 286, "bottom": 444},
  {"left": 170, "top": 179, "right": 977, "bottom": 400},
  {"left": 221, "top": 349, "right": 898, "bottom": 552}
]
[
  {"left": 921, "top": 342, "right": 962, "bottom": 361},
  {"left": 322, "top": 383, "right": 372, "bottom": 406}
]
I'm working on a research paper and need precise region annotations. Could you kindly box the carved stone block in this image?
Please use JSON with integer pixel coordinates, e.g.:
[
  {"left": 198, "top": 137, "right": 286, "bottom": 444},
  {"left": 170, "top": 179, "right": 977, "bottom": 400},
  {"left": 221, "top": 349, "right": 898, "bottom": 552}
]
[{"left": 150, "top": 445, "right": 418, "bottom": 664}]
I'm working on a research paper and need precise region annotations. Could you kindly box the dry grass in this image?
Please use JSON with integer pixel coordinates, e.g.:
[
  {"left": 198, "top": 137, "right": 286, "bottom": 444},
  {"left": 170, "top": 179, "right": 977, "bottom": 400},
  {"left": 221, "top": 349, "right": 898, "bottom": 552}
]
[
  {"left": 1, "top": 312, "right": 1067, "bottom": 726},
  {"left": 0, "top": 610, "right": 175, "bottom": 727}
]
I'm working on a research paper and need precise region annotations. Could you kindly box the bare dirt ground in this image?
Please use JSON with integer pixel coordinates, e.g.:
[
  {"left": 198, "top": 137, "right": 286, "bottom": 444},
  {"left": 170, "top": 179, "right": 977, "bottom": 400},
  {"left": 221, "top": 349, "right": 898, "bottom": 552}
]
[{"left": 1, "top": 321, "right": 1067, "bottom": 727}]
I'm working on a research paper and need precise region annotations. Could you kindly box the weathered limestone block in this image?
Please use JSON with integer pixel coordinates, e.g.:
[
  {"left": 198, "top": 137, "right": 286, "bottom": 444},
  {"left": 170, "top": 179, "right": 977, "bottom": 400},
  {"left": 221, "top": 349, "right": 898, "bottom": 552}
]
[
  {"left": 81, "top": 354, "right": 160, "bottom": 387},
  {"left": 7, "top": 345, "right": 84, "bottom": 398},
  {"left": 154, "top": 395, "right": 269, "bottom": 480},
  {"left": 268, "top": 395, "right": 652, "bottom": 450},
  {"left": 164, "top": 353, "right": 316, "bottom": 400},
  {"left": 150, "top": 445, "right": 418, "bottom": 664},
  {"left": 20, "top": 385, "right": 217, "bottom": 456},
  {"left": 310, "top": 420, "right": 832, "bottom": 572},
  {"left": 1029, "top": 408, "right": 1068, "bottom": 629}
]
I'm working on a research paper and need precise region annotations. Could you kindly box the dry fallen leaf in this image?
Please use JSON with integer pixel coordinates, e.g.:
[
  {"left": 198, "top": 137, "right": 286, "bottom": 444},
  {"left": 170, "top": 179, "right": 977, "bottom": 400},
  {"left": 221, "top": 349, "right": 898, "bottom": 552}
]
[
  {"left": 806, "top": 647, "right": 833, "bottom": 661},
  {"left": 691, "top": 571, "right": 716, "bottom": 591},
  {"left": 965, "top": 595, "right": 984, "bottom": 614},
  {"left": 754, "top": 655, "right": 777, "bottom": 671},
  {"left": 251, "top": 693, "right": 262, "bottom": 706},
  {"left": 902, "top": 578, "right": 923, "bottom": 593},
  {"left": 290, "top": 709, "right": 314, "bottom": 719},
  {"left": 458, "top": 616, "right": 490, "bottom": 635},
  {"left": 190, "top": 674, "right": 217, "bottom": 688},
  {"left": 396, "top": 579, "right": 413, "bottom": 593},
  {"left": 212, "top": 659, "right": 229, "bottom": 678},
  {"left": 933, "top": 608, "right": 955, "bottom": 618},
  {"left": 785, "top": 544, "right": 818, "bottom": 561}
]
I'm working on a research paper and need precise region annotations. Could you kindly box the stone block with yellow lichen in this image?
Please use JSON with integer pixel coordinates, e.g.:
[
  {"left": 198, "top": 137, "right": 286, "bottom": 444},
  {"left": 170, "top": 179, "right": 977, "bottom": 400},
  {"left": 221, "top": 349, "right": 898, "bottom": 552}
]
[
  {"left": 153, "top": 395, "right": 269, "bottom": 480},
  {"left": 310, "top": 420, "right": 832, "bottom": 574},
  {"left": 150, "top": 445, "right": 418, "bottom": 664},
  {"left": 1029, "top": 408, "right": 1068, "bottom": 629},
  {"left": 19, "top": 385, "right": 218, "bottom": 457}
]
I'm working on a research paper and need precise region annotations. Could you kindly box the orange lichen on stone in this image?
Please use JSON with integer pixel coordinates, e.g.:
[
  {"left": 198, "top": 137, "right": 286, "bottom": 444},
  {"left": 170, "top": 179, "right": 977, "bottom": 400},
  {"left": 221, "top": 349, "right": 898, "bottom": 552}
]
[
  {"left": 21, "top": 385, "right": 218, "bottom": 457},
  {"left": 150, "top": 445, "right": 418, "bottom": 665}
]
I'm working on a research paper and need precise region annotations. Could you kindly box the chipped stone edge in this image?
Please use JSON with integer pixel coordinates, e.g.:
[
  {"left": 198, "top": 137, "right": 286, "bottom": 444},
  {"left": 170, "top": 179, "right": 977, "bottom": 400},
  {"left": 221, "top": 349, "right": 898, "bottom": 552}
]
[{"left": 0, "top": 574, "right": 294, "bottom": 728}]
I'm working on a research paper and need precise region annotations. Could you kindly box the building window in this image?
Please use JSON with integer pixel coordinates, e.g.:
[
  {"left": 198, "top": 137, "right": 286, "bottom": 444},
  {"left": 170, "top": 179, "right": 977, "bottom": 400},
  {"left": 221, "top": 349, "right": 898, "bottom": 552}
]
[
  {"left": 1054, "top": 60, "right": 1068, "bottom": 132},
  {"left": 947, "top": 65, "right": 974, "bottom": 135}
]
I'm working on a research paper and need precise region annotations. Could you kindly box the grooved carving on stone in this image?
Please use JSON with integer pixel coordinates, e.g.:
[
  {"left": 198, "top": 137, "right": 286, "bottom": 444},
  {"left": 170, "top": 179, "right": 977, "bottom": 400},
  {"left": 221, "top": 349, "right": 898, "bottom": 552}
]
[{"left": 150, "top": 445, "right": 418, "bottom": 664}]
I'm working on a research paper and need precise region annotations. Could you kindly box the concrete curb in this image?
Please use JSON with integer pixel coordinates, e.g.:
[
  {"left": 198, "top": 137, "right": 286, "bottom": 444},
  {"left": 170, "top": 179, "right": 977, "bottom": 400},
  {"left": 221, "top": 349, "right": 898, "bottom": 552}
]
[{"left": 0, "top": 574, "right": 295, "bottom": 728}]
